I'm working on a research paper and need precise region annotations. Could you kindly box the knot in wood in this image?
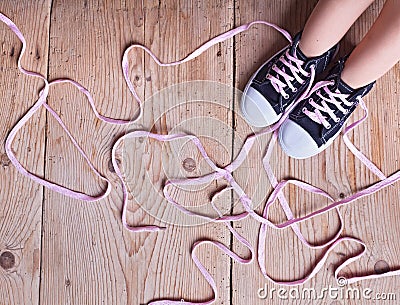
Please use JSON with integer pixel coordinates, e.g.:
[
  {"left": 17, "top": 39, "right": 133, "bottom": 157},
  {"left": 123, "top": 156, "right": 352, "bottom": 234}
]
[
  {"left": 374, "top": 260, "right": 390, "bottom": 274},
  {"left": 1, "top": 154, "right": 11, "bottom": 167},
  {"left": 0, "top": 251, "right": 15, "bottom": 269},
  {"left": 182, "top": 158, "right": 196, "bottom": 172}
]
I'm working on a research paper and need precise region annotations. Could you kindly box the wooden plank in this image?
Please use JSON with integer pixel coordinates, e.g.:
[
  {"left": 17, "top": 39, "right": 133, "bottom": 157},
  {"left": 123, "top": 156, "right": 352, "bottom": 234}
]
[
  {"left": 233, "top": 0, "right": 400, "bottom": 304},
  {"left": 41, "top": 1, "right": 148, "bottom": 304},
  {"left": 0, "top": 1, "right": 51, "bottom": 305},
  {"left": 41, "top": 0, "right": 234, "bottom": 304}
]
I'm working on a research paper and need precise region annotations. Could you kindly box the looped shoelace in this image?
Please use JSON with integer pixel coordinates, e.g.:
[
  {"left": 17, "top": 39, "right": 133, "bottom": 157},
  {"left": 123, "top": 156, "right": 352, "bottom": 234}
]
[
  {"left": 303, "top": 80, "right": 354, "bottom": 129},
  {"left": 267, "top": 48, "right": 310, "bottom": 99},
  {"left": 2, "top": 12, "right": 400, "bottom": 305}
]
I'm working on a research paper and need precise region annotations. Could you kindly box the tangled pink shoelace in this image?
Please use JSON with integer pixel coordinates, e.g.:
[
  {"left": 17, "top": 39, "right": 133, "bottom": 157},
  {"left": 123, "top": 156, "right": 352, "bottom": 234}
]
[
  {"left": 2, "top": 12, "right": 400, "bottom": 305},
  {"left": 303, "top": 82, "right": 359, "bottom": 129},
  {"left": 268, "top": 49, "right": 310, "bottom": 98}
]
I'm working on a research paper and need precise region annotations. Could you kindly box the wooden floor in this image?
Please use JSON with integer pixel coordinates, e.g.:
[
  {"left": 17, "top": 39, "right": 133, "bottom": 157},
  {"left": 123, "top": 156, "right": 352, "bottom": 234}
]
[{"left": 1, "top": 0, "right": 399, "bottom": 304}]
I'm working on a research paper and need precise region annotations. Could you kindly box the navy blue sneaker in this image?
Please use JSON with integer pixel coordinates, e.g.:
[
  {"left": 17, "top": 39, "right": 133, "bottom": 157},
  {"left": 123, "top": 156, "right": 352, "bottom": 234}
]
[
  {"left": 241, "top": 32, "right": 338, "bottom": 127},
  {"left": 278, "top": 58, "right": 375, "bottom": 159}
]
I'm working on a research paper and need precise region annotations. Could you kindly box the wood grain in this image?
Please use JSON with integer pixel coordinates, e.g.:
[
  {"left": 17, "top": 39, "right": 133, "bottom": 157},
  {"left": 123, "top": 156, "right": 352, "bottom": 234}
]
[
  {"left": 0, "top": 1, "right": 51, "bottom": 305},
  {"left": 233, "top": 0, "right": 400, "bottom": 304},
  {"left": 0, "top": 1, "right": 399, "bottom": 305},
  {"left": 41, "top": 0, "right": 234, "bottom": 304}
]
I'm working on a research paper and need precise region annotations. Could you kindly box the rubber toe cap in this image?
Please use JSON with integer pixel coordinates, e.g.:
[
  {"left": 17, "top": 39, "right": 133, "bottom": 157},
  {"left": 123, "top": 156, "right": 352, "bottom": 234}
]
[
  {"left": 241, "top": 87, "right": 281, "bottom": 127},
  {"left": 278, "top": 119, "right": 320, "bottom": 159}
]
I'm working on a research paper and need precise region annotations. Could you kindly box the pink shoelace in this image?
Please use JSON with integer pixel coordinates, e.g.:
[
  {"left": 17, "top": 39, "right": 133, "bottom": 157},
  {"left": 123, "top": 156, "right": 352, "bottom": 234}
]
[
  {"left": 1, "top": 12, "right": 400, "bottom": 305},
  {"left": 303, "top": 81, "right": 355, "bottom": 129},
  {"left": 268, "top": 49, "right": 310, "bottom": 98}
]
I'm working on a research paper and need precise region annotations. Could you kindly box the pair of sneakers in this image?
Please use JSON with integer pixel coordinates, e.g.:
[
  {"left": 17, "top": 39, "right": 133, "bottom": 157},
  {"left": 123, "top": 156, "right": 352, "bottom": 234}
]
[{"left": 241, "top": 32, "right": 374, "bottom": 159}]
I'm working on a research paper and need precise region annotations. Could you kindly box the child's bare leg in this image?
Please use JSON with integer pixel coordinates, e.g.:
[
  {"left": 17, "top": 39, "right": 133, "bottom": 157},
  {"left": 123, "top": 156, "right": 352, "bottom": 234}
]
[
  {"left": 341, "top": 0, "right": 400, "bottom": 88},
  {"left": 299, "top": 0, "right": 375, "bottom": 57}
]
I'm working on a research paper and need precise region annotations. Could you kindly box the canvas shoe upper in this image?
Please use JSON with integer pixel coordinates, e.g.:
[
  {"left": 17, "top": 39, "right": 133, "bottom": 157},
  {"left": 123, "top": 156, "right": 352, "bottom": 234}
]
[
  {"left": 240, "top": 32, "right": 338, "bottom": 127},
  {"left": 278, "top": 58, "right": 375, "bottom": 159}
]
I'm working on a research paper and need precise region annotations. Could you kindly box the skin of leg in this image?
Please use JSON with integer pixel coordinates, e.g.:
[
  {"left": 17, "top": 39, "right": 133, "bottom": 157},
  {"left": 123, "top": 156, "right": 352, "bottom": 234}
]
[
  {"left": 298, "top": 0, "right": 376, "bottom": 57},
  {"left": 341, "top": 0, "right": 400, "bottom": 88}
]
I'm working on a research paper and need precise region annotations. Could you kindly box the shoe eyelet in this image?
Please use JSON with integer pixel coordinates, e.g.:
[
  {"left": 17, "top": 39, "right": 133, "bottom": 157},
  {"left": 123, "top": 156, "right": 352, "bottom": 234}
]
[
  {"left": 292, "top": 88, "right": 298, "bottom": 92},
  {"left": 343, "top": 109, "right": 349, "bottom": 114},
  {"left": 334, "top": 118, "right": 340, "bottom": 123},
  {"left": 330, "top": 80, "right": 335, "bottom": 86},
  {"left": 272, "top": 64, "right": 277, "bottom": 69},
  {"left": 326, "top": 124, "right": 331, "bottom": 129},
  {"left": 302, "top": 107, "right": 307, "bottom": 113},
  {"left": 283, "top": 93, "right": 289, "bottom": 99}
]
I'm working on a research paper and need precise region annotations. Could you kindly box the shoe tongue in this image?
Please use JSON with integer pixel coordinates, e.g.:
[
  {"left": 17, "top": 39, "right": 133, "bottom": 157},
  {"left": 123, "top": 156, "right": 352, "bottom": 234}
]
[
  {"left": 336, "top": 77, "right": 355, "bottom": 94},
  {"left": 294, "top": 43, "right": 308, "bottom": 61},
  {"left": 297, "top": 48, "right": 308, "bottom": 62},
  {"left": 289, "top": 33, "right": 308, "bottom": 62}
]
